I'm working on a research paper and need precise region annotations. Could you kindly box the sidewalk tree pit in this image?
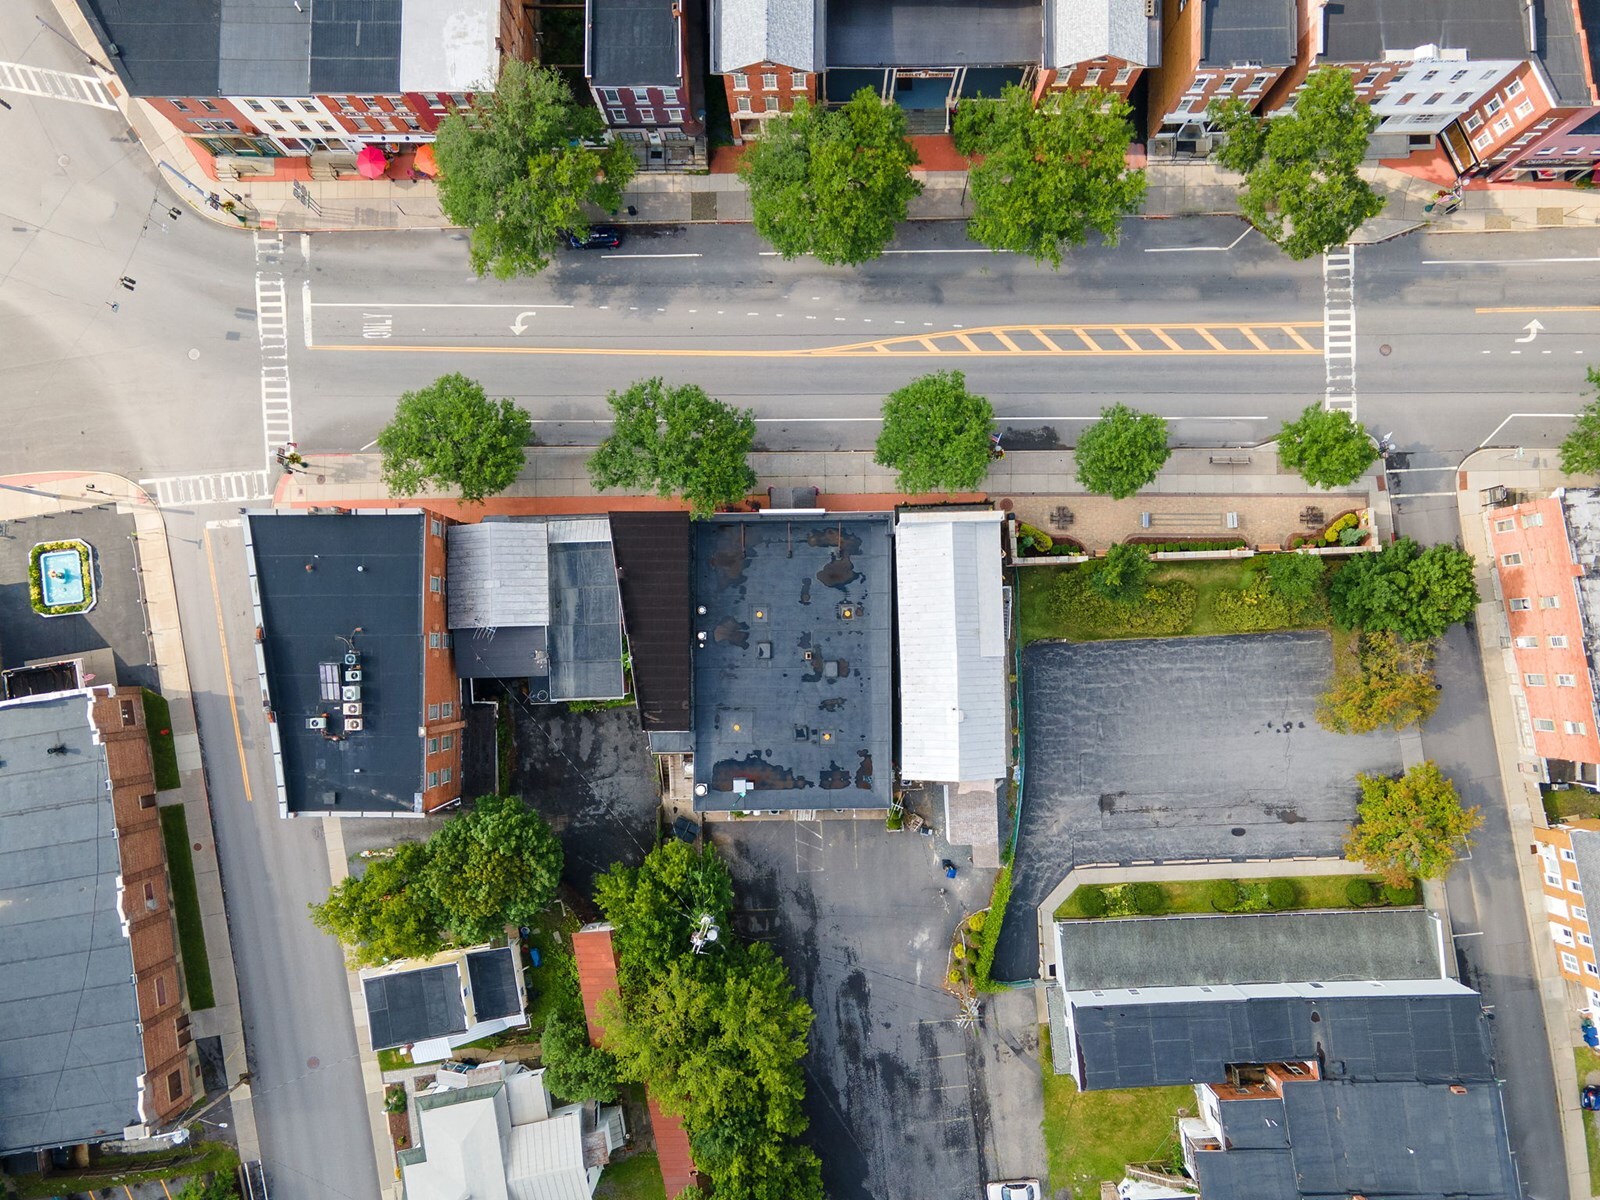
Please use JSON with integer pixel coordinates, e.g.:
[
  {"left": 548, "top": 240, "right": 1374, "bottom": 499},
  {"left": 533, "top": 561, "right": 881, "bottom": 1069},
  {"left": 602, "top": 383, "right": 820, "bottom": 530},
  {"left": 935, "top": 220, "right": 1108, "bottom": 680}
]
[{"left": 29, "top": 539, "right": 95, "bottom": 616}]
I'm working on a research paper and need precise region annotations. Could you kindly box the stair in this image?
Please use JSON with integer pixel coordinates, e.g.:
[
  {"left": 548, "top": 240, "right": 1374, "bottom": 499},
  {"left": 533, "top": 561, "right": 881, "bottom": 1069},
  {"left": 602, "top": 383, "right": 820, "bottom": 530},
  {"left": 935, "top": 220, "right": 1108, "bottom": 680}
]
[{"left": 902, "top": 108, "right": 948, "bottom": 136}]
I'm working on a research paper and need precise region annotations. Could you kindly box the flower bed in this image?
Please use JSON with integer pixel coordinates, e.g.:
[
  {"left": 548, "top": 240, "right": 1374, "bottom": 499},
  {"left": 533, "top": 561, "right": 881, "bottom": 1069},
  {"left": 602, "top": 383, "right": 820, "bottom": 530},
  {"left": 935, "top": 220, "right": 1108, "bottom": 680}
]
[{"left": 28, "top": 539, "right": 95, "bottom": 617}]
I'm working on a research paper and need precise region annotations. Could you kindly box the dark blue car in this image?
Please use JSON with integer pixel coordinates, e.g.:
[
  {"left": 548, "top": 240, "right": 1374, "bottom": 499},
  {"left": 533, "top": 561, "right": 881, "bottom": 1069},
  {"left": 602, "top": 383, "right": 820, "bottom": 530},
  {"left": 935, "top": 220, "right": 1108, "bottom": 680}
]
[{"left": 568, "top": 226, "right": 622, "bottom": 250}]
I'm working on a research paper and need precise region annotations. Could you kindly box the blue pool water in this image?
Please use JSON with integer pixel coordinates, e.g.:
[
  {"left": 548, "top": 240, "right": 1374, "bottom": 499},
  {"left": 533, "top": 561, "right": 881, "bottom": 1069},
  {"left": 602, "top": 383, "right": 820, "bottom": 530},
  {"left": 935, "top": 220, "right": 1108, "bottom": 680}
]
[{"left": 40, "top": 549, "right": 86, "bottom": 606}]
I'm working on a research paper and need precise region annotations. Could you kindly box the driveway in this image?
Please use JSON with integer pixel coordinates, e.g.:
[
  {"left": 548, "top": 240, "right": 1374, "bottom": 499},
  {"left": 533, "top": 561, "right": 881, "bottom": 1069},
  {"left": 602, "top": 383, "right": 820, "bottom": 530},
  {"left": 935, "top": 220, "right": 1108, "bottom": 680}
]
[
  {"left": 993, "top": 632, "right": 1403, "bottom": 982},
  {"left": 717, "top": 817, "right": 1010, "bottom": 1200}
]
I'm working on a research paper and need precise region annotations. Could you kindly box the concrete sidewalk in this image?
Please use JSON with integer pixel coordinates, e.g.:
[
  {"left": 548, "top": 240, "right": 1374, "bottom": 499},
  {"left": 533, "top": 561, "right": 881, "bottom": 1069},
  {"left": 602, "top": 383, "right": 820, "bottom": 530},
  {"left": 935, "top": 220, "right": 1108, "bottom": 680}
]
[
  {"left": 1455, "top": 448, "right": 1594, "bottom": 1200},
  {"left": 43, "top": 0, "right": 1600, "bottom": 242},
  {"left": 0, "top": 471, "right": 258, "bottom": 1163}
]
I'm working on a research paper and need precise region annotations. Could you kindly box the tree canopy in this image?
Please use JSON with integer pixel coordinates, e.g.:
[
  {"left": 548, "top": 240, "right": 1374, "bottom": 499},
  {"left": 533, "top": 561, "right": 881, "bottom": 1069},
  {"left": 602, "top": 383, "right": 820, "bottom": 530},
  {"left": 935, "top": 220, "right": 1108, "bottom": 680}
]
[
  {"left": 1327, "top": 536, "right": 1479, "bottom": 641},
  {"left": 308, "top": 841, "right": 443, "bottom": 967},
  {"left": 1318, "top": 630, "right": 1440, "bottom": 735},
  {"left": 421, "top": 795, "right": 563, "bottom": 943},
  {"left": 1276, "top": 403, "right": 1378, "bottom": 487},
  {"left": 873, "top": 370, "right": 994, "bottom": 493},
  {"left": 434, "top": 61, "right": 635, "bottom": 278},
  {"left": 377, "top": 374, "right": 532, "bottom": 502},
  {"left": 739, "top": 91, "right": 923, "bottom": 265},
  {"left": 1089, "top": 543, "right": 1154, "bottom": 603},
  {"left": 594, "top": 838, "right": 735, "bottom": 996},
  {"left": 1261, "top": 551, "right": 1326, "bottom": 607},
  {"left": 1074, "top": 403, "right": 1171, "bottom": 498},
  {"left": 1210, "top": 68, "right": 1385, "bottom": 260},
  {"left": 954, "top": 85, "right": 1145, "bottom": 267},
  {"left": 539, "top": 1007, "right": 621, "bottom": 1103},
  {"left": 1344, "top": 762, "right": 1482, "bottom": 886},
  {"left": 1559, "top": 368, "right": 1600, "bottom": 475},
  {"left": 588, "top": 379, "right": 758, "bottom": 519}
]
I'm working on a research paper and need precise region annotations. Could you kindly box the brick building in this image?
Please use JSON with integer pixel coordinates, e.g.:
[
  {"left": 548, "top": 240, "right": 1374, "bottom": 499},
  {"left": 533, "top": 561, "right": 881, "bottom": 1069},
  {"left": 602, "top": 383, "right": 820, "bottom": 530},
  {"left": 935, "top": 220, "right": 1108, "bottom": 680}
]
[
  {"left": 586, "top": 0, "right": 705, "bottom": 168},
  {"left": 75, "top": 0, "right": 519, "bottom": 167},
  {"left": 1532, "top": 819, "right": 1600, "bottom": 1010},
  {"left": 0, "top": 687, "right": 195, "bottom": 1154}
]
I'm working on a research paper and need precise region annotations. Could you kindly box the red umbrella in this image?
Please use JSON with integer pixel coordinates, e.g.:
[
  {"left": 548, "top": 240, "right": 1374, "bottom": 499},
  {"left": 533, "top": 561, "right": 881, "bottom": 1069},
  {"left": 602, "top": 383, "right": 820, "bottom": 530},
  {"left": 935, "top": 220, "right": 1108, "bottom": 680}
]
[
  {"left": 413, "top": 144, "right": 438, "bottom": 177},
  {"left": 356, "top": 145, "right": 389, "bottom": 179}
]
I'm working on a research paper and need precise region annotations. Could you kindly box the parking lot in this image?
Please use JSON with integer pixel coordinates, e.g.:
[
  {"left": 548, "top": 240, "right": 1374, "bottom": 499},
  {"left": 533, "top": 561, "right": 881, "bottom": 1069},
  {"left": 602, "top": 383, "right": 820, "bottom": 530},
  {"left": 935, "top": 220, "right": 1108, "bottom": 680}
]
[
  {"left": 716, "top": 817, "right": 1046, "bottom": 1200},
  {"left": 991, "top": 632, "right": 1404, "bottom": 982}
]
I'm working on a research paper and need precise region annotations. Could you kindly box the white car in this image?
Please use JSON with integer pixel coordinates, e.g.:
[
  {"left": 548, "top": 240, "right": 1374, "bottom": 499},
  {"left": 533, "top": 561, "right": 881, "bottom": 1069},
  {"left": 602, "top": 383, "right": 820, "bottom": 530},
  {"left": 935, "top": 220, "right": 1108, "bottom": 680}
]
[{"left": 986, "top": 1181, "right": 1040, "bottom": 1200}]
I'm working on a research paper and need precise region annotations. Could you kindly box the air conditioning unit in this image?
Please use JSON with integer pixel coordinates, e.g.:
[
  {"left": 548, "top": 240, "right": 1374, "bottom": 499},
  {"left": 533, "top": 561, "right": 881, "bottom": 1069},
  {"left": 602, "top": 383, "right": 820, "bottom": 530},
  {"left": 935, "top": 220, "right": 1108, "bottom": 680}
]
[
  {"left": 1149, "top": 138, "right": 1177, "bottom": 160},
  {"left": 345, "top": 718, "right": 364, "bottom": 732},
  {"left": 345, "top": 669, "right": 363, "bottom": 683},
  {"left": 342, "top": 702, "right": 363, "bottom": 717},
  {"left": 342, "top": 685, "right": 361, "bottom": 701},
  {"left": 344, "top": 653, "right": 360, "bottom": 666},
  {"left": 307, "top": 717, "right": 327, "bottom": 730}
]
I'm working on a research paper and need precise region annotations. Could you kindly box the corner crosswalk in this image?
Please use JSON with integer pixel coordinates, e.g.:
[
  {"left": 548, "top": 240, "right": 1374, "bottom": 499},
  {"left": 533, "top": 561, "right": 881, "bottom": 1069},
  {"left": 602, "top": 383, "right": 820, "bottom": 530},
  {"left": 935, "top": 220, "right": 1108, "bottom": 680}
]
[
  {"left": 0, "top": 60, "right": 116, "bottom": 109},
  {"left": 139, "top": 471, "right": 272, "bottom": 507},
  {"left": 1323, "top": 246, "right": 1357, "bottom": 416}
]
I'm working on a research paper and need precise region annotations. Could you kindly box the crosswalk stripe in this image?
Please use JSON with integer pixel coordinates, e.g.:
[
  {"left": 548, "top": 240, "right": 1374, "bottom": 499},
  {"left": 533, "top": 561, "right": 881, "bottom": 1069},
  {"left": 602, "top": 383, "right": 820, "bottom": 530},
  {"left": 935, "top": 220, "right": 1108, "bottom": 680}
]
[
  {"left": 0, "top": 61, "right": 116, "bottom": 110},
  {"left": 139, "top": 471, "right": 273, "bottom": 507}
]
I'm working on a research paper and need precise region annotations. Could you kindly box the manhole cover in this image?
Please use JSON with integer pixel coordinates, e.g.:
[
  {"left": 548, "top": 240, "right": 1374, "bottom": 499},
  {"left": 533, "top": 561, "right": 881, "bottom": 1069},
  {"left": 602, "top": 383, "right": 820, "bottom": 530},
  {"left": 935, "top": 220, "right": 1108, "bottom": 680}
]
[
  {"left": 1379, "top": 343, "right": 1393, "bottom": 356},
  {"left": 188, "top": 348, "right": 200, "bottom": 360},
  {"left": 307, "top": 1056, "right": 321, "bottom": 1069},
  {"left": 193, "top": 842, "right": 202, "bottom": 852},
  {"left": 1230, "top": 827, "right": 1247, "bottom": 837}
]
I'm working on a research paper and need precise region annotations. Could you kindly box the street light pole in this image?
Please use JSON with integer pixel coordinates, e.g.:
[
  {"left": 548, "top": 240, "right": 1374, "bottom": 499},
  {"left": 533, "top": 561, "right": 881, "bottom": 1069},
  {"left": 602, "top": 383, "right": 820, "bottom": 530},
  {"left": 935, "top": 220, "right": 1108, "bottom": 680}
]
[{"left": 33, "top": 15, "right": 110, "bottom": 73}]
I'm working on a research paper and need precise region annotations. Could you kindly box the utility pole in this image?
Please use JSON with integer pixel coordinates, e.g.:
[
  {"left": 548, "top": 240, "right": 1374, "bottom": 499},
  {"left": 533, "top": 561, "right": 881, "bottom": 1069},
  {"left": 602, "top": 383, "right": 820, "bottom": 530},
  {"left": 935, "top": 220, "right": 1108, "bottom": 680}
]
[{"left": 34, "top": 15, "right": 110, "bottom": 73}]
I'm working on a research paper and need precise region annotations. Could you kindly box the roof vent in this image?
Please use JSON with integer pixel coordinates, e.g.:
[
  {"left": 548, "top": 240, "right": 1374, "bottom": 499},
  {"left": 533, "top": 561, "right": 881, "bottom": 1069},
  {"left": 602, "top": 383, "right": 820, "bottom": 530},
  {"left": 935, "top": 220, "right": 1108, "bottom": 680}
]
[{"left": 307, "top": 717, "right": 327, "bottom": 730}]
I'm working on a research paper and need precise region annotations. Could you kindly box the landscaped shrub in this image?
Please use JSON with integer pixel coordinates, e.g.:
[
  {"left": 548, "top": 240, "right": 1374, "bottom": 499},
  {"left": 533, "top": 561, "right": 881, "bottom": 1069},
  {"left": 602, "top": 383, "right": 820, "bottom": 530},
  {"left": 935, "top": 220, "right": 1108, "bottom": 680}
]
[
  {"left": 1212, "top": 581, "right": 1306, "bottom": 633},
  {"left": 1323, "top": 511, "right": 1362, "bottom": 544},
  {"left": 1338, "top": 526, "right": 1367, "bottom": 546},
  {"left": 1075, "top": 885, "right": 1108, "bottom": 918},
  {"left": 1208, "top": 879, "right": 1243, "bottom": 912},
  {"left": 1265, "top": 879, "right": 1298, "bottom": 910},
  {"left": 1089, "top": 544, "right": 1154, "bottom": 603},
  {"left": 1126, "top": 538, "right": 1247, "bottom": 552},
  {"left": 1126, "top": 881, "right": 1164, "bottom": 914},
  {"left": 1047, "top": 568, "right": 1198, "bottom": 637},
  {"left": 967, "top": 910, "right": 986, "bottom": 933},
  {"left": 1344, "top": 877, "right": 1376, "bottom": 906},
  {"left": 1382, "top": 882, "right": 1418, "bottom": 906},
  {"left": 972, "top": 865, "right": 1013, "bottom": 992},
  {"left": 1046, "top": 537, "right": 1088, "bottom": 556},
  {"left": 1016, "top": 522, "right": 1054, "bottom": 555}
]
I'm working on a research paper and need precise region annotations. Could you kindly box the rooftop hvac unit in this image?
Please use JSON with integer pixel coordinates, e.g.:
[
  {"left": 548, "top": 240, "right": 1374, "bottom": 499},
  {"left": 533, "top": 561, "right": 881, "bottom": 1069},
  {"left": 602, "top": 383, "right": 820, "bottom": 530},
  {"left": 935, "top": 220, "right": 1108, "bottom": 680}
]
[
  {"left": 345, "top": 718, "right": 364, "bottom": 732},
  {"left": 1149, "top": 138, "right": 1176, "bottom": 160},
  {"left": 342, "top": 685, "right": 361, "bottom": 701},
  {"left": 345, "top": 668, "right": 363, "bottom": 683},
  {"left": 307, "top": 716, "right": 327, "bottom": 730},
  {"left": 344, "top": 653, "right": 360, "bottom": 666},
  {"left": 342, "top": 702, "right": 363, "bottom": 717}
]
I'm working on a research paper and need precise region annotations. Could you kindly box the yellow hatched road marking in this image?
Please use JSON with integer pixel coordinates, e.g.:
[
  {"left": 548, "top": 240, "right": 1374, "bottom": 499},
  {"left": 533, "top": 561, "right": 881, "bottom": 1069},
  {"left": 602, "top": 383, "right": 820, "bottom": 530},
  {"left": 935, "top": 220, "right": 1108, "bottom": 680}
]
[
  {"left": 1030, "top": 328, "right": 1064, "bottom": 352},
  {"left": 954, "top": 333, "right": 982, "bottom": 352},
  {"left": 994, "top": 330, "right": 1022, "bottom": 352},
  {"left": 1073, "top": 328, "right": 1103, "bottom": 351},
  {"left": 1282, "top": 325, "right": 1316, "bottom": 351},
  {"left": 1196, "top": 328, "right": 1228, "bottom": 351},
  {"left": 1240, "top": 327, "right": 1269, "bottom": 351},
  {"left": 1111, "top": 327, "right": 1141, "bottom": 350},
  {"left": 1150, "top": 327, "right": 1184, "bottom": 350}
]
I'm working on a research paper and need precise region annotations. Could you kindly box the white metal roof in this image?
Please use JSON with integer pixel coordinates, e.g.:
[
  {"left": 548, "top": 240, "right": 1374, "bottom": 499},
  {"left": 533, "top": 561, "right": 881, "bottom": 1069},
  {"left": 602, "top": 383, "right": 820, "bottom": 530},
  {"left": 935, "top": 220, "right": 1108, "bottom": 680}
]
[
  {"left": 711, "top": 0, "right": 817, "bottom": 72},
  {"left": 399, "top": 0, "right": 501, "bottom": 91},
  {"left": 447, "top": 522, "right": 551, "bottom": 629},
  {"left": 1047, "top": 0, "right": 1150, "bottom": 67},
  {"left": 894, "top": 511, "right": 1007, "bottom": 783}
]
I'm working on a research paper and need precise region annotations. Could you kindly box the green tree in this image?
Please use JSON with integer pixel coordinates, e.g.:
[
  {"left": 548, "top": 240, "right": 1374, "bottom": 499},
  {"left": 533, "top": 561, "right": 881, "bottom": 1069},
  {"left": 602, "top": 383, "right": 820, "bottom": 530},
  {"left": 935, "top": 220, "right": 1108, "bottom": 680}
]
[
  {"left": 1559, "top": 368, "right": 1600, "bottom": 475},
  {"left": 420, "top": 795, "right": 563, "bottom": 943},
  {"left": 1089, "top": 544, "right": 1154, "bottom": 603},
  {"left": 1210, "top": 67, "right": 1384, "bottom": 259},
  {"left": 594, "top": 840, "right": 735, "bottom": 996},
  {"left": 1344, "top": 762, "right": 1482, "bottom": 886},
  {"left": 308, "top": 841, "right": 443, "bottom": 967},
  {"left": 434, "top": 61, "right": 635, "bottom": 278},
  {"left": 873, "top": 370, "right": 994, "bottom": 493},
  {"left": 588, "top": 379, "right": 758, "bottom": 519},
  {"left": 1261, "top": 551, "right": 1326, "bottom": 606},
  {"left": 1317, "top": 630, "right": 1440, "bottom": 734},
  {"left": 377, "top": 374, "right": 532, "bottom": 502},
  {"left": 1276, "top": 404, "right": 1378, "bottom": 487},
  {"left": 1328, "top": 537, "right": 1479, "bottom": 641},
  {"left": 739, "top": 91, "right": 922, "bottom": 265},
  {"left": 954, "top": 85, "right": 1145, "bottom": 267},
  {"left": 1074, "top": 403, "right": 1171, "bottom": 498},
  {"left": 539, "top": 1008, "right": 620, "bottom": 1103}
]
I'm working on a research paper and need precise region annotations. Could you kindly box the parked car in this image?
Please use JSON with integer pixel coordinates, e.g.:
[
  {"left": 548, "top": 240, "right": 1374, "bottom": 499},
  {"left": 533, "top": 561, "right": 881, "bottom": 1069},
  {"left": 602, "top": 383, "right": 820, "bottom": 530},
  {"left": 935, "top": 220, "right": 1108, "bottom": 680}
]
[
  {"left": 568, "top": 226, "right": 622, "bottom": 250},
  {"left": 986, "top": 1182, "right": 1039, "bottom": 1200},
  {"left": 1582, "top": 1084, "right": 1600, "bottom": 1111}
]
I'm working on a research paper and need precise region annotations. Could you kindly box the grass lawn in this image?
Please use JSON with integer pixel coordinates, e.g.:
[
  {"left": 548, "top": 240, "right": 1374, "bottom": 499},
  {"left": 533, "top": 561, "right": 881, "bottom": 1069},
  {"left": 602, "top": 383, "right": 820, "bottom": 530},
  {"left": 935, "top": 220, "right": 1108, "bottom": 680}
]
[
  {"left": 1547, "top": 788, "right": 1600, "bottom": 824},
  {"left": 1053, "top": 874, "right": 1409, "bottom": 921},
  {"left": 1579, "top": 1047, "right": 1600, "bottom": 1196},
  {"left": 1040, "top": 1028, "right": 1191, "bottom": 1198},
  {"left": 593, "top": 1150, "right": 667, "bottom": 1200},
  {"left": 143, "top": 688, "right": 182, "bottom": 790},
  {"left": 1018, "top": 561, "right": 1324, "bottom": 645},
  {"left": 159, "top": 805, "right": 216, "bottom": 1010},
  {"left": 377, "top": 1047, "right": 412, "bottom": 1073},
  {"left": 524, "top": 903, "right": 583, "bottom": 1038},
  {"left": 11, "top": 1141, "right": 237, "bottom": 1198}
]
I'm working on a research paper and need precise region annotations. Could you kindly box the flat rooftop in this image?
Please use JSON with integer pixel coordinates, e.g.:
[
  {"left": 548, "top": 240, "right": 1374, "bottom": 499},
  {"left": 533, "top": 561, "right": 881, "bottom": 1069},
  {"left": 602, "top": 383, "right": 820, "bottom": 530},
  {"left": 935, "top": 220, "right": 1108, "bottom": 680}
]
[
  {"left": 0, "top": 693, "right": 144, "bottom": 1155},
  {"left": 1320, "top": 0, "right": 1531, "bottom": 66},
  {"left": 691, "top": 515, "right": 894, "bottom": 810},
  {"left": 826, "top": 0, "right": 1042, "bottom": 67},
  {"left": 1202, "top": 0, "right": 1296, "bottom": 67},
  {"left": 247, "top": 511, "right": 426, "bottom": 816},
  {"left": 588, "top": 0, "right": 682, "bottom": 85}
]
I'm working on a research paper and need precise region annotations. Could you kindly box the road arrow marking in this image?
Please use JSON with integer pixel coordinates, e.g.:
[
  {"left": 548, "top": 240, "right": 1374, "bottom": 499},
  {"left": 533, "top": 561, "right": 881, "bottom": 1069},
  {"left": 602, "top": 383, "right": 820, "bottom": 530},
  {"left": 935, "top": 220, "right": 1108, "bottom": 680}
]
[
  {"left": 1515, "top": 319, "right": 1545, "bottom": 343},
  {"left": 511, "top": 312, "right": 539, "bottom": 334}
]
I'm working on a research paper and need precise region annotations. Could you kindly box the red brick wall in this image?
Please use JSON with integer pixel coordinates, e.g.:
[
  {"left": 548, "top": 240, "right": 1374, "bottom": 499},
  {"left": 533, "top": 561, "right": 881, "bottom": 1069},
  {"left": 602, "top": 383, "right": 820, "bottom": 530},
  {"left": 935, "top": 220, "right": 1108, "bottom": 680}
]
[
  {"left": 722, "top": 62, "right": 818, "bottom": 141},
  {"left": 1042, "top": 58, "right": 1143, "bottom": 99},
  {"left": 420, "top": 509, "right": 464, "bottom": 812}
]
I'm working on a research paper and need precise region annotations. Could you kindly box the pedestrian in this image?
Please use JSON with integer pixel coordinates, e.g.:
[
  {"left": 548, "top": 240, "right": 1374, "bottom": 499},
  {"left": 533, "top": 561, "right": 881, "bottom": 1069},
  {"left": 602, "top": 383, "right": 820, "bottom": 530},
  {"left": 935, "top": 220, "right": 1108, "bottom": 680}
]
[{"left": 105, "top": 301, "right": 119, "bottom": 312}]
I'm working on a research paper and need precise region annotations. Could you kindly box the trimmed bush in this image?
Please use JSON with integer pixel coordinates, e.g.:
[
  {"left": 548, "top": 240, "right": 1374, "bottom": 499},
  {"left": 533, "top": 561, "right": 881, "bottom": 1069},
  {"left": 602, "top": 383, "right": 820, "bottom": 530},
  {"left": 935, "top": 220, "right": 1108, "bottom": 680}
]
[
  {"left": 1126, "top": 538, "right": 1247, "bottom": 553},
  {"left": 1382, "top": 882, "right": 1418, "bottom": 906},
  {"left": 967, "top": 910, "right": 986, "bottom": 932},
  {"left": 1075, "top": 885, "right": 1108, "bottom": 918},
  {"left": 1323, "top": 511, "right": 1362, "bottom": 544},
  {"left": 972, "top": 865, "right": 1013, "bottom": 992},
  {"left": 1126, "top": 881, "right": 1164, "bottom": 914},
  {"left": 1344, "top": 877, "right": 1376, "bottom": 907},
  {"left": 1208, "top": 879, "right": 1244, "bottom": 912},
  {"left": 1016, "top": 522, "right": 1054, "bottom": 555},
  {"left": 1265, "top": 879, "right": 1298, "bottom": 910}
]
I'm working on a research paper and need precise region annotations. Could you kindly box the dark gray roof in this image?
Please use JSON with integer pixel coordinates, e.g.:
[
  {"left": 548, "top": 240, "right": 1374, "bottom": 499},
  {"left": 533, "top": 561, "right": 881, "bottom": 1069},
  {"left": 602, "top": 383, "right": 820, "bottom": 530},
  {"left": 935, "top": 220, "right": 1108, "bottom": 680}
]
[
  {"left": 1571, "top": 828, "right": 1600, "bottom": 903},
  {"left": 1194, "top": 1080, "right": 1518, "bottom": 1199},
  {"left": 0, "top": 694, "right": 144, "bottom": 1155},
  {"left": 826, "top": 0, "right": 1043, "bottom": 67},
  {"left": 80, "top": 0, "right": 222, "bottom": 96},
  {"left": 609, "top": 513, "right": 692, "bottom": 733},
  {"left": 588, "top": 0, "right": 683, "bottom": 86},
  {"left": 363, "top": 963, "right": 468, "bottom": 1050},
  {"left": 218, "top": 0, "right": 313, "bottom": 96},
  {"left": 1569, "top": 0, "right": 1600, "bottom": 106},
  {"left": 1319, "top": 0, "right": 1527, "bottom": 64},
  {"left": 452, "top": 626, "right": 549, "bottom": 682},
  {"left": 1070, "top": 989, "right": 1493, "bottom": 1090},
  {"left": 548, "top": 542, "right": 626, "bottom": 701},
  {"left": 1201, "top": 0, "right": 1295, "bottom": 66},
  {"left": 310, "top": 0, "right": 404, "bottom": 93},
  {"left": 464, "top": 948, "right": 521, "bottom": 1021},
  {"left": 247, "top": 512, "right": 427, "bottom": 816},
  {"left": 1056, "top": 909, "right": 1443, "bottom": 991},
  {"left": 691, "top": 515, "right": 895, "bottom": 811}
]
